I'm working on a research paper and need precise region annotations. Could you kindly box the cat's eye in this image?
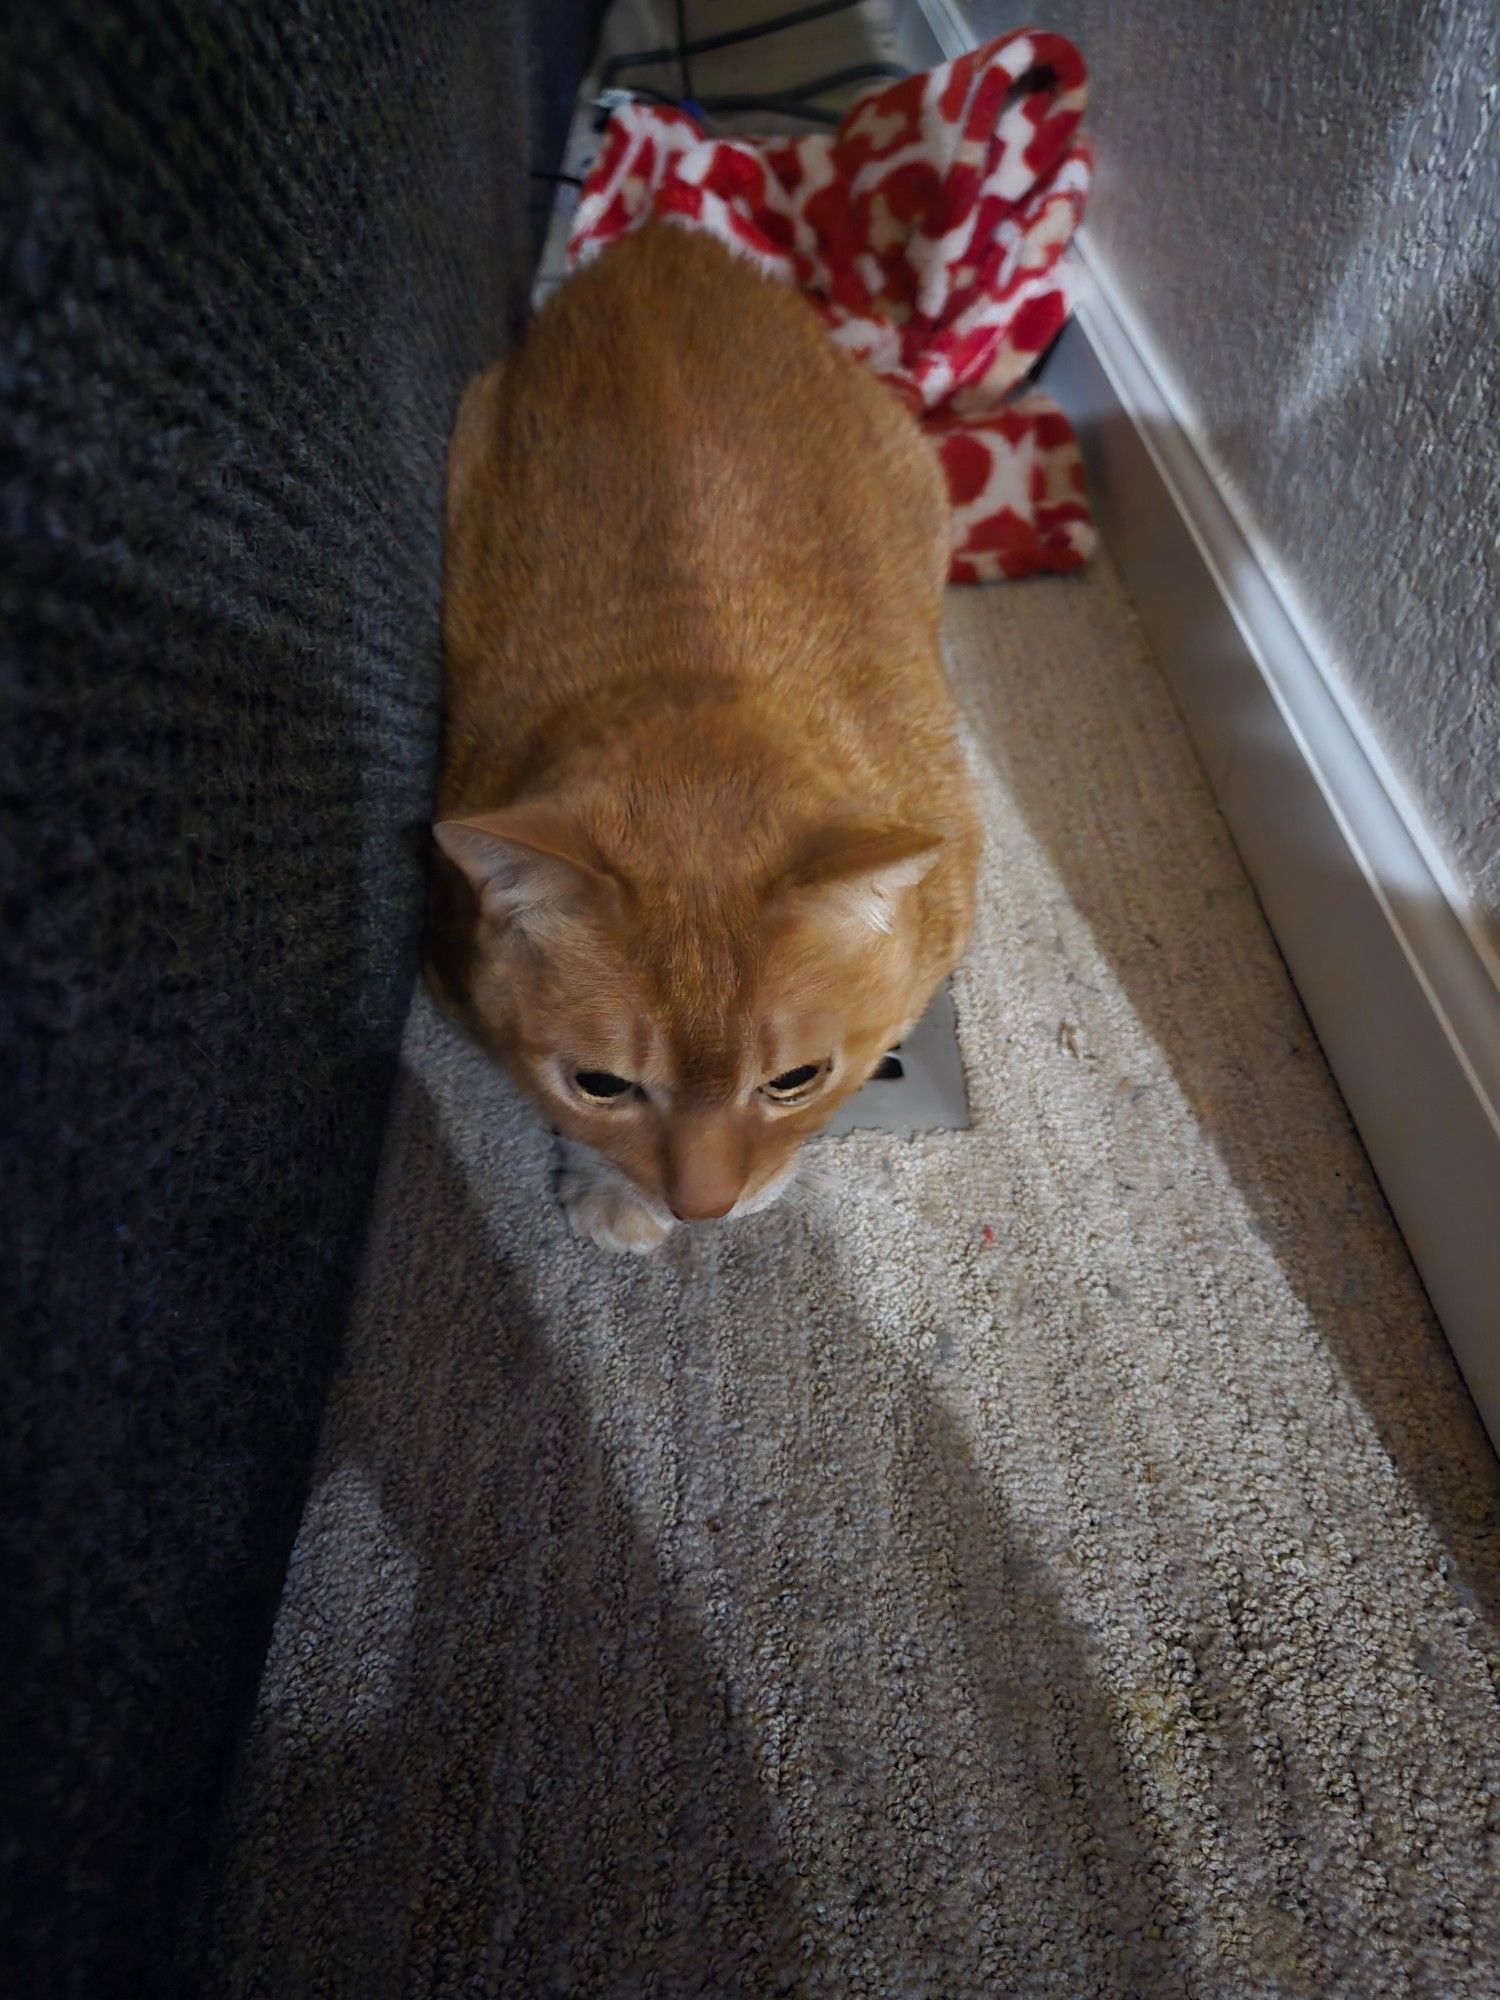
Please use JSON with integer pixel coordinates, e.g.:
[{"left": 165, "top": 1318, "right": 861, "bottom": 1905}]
[
  {"left": 573, "top": 1069, "right": 635, "bottom": 1104},
  {"left": 762, "top": 1061, "right": 828, "bottom": 1104}
]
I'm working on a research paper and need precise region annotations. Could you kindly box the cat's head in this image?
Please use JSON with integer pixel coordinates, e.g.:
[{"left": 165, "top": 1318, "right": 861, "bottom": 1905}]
[{"left": 433, "top": 800, "right": 945, "bottom": 1223}]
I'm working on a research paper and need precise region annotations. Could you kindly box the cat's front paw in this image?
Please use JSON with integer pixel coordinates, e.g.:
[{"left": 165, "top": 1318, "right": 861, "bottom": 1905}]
[{"left": 559, "top": 1168, "right": 673, "bottom": 1255}]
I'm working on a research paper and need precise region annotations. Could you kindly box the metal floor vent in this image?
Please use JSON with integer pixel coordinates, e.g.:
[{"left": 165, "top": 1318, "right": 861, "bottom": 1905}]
[{"left": 826, "top": 980, "right": 970, "bottom": 1138}]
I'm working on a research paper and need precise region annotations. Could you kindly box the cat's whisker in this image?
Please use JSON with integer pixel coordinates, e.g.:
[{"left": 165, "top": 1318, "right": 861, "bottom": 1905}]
[{"left": 768, "top": 1154, "right": 841, "bottom": 1219}]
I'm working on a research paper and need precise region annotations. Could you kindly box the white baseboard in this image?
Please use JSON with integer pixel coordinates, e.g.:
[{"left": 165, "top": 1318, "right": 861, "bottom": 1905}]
[{"left": 903, "top": 0, "right": 1500, "bottom": 1445}]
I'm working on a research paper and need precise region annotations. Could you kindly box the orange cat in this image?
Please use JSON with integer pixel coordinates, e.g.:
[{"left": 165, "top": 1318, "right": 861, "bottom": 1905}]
[{"left": 430, "top": 223, "right": 979, "bottom": 1251}]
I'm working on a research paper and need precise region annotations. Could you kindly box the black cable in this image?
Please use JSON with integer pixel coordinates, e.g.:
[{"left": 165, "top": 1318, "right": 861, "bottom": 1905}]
[
  {"left": 730, "top": 60, "right": 908, "bottom": 102},
  {"left": 674, "top": 0, "right": 692, "bottom": 100},
  {"left": 691, "top": 96, "right": 842, "bottom": 125},
  {"left": 601, "top": 0, "right": 865, "bottom": 88},
  {"left": 696, "top": 61, "right": 909, "bottom": 124},
  {"left": 583, "top": 6, "right": 915, "bottom": 142}
]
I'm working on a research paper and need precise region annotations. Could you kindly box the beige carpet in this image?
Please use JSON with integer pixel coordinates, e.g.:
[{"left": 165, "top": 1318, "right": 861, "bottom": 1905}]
[{"left": 209, "top": 559, "right": 1500, "bottom": 1999}]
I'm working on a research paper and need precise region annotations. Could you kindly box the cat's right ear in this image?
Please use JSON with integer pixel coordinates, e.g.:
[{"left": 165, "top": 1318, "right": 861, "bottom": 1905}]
[
  {"left": 432, "top": 805, "right": 613, "bottom": 934},
  {"left": 770, "top": 823, "right": 945, "bottom": 936}
]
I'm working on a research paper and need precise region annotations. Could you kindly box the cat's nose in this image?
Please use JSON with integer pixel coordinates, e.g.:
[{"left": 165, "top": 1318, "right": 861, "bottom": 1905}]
[
  {"left": 669, "top": 1190, "right": 739, "bottom": 1223},
  {"left": 664, "top": 1118, "right": 747, "bottom": 1223}
]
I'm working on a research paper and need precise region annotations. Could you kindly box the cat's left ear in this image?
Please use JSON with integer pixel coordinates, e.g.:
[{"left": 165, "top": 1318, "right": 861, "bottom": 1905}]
[
  {"left": 772, "top": 824, "right": 944, "bottom": 935},
  {"left": 433, "top": 803, "right": 614, "bottom": 933}
]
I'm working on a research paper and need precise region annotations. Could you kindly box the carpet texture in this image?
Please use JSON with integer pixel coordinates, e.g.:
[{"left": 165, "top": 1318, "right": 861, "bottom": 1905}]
[{"left": 210, "top": 558, "right": 1500, "bottom": 1998}]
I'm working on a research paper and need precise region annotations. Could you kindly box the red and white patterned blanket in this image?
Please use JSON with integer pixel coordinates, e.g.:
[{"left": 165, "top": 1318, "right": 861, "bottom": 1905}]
[{"left": 567, "top": 29, "right": 1093, "bottom": 584}]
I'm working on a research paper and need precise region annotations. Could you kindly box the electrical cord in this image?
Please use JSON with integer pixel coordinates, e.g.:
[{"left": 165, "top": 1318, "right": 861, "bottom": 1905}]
[
  {"left": 562, "top": 2, "right": 917, "bottom": 160},
  {"left": 673, "top": 0, "right": 693, "bottom": 99},
  {"left": 696, "top": 59, "right": 910, "bottom": 124},
  {"left": 601, "top": 0, "right": 867, "bottom": 91}
]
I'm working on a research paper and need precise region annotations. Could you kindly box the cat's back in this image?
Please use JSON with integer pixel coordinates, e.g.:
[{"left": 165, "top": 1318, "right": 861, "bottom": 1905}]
[{"left": 443, "top": 225, "right": 950, "bottom": 746}]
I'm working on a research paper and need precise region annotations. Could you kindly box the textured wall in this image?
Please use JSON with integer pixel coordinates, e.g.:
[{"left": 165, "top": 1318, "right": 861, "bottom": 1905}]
[
  {"left": 963, "top": 0, "right": 1499, "bottom": 932},
  {"left": 0, "top": 1, "right": 599, "bottom": 1991}
]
